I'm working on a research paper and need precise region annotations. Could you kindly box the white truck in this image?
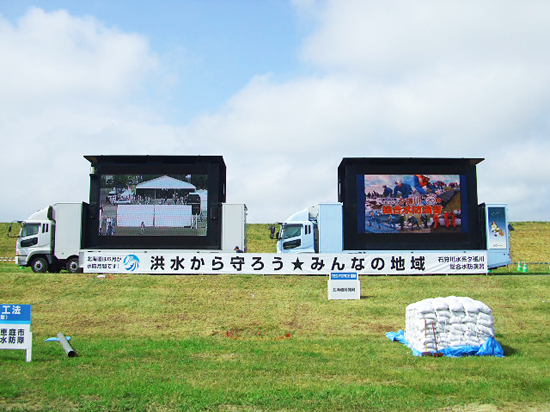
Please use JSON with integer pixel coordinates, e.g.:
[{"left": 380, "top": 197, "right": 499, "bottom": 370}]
[
  {"left": 276, "top": 202, "right": 511, "bottom": 270},
  {"left": 276, "top": 157, "right": 512, "bottom": 272},
  {"left": 276, "top": 203, "right": 344, "bottom": 254},
  {"left": 15, "top": 202, "right": 247, "bottom": 273},
  {"left": 15, "top": 203, "right": 84, "bottom": 273}
]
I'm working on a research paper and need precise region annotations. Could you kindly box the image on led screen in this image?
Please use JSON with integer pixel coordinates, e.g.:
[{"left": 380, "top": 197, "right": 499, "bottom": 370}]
[
  {"left": 98, "top": 174, "right": 208, "bottom": 237},
  {"left": 360, "top": 174, "right": 464, "bottom": 234}
]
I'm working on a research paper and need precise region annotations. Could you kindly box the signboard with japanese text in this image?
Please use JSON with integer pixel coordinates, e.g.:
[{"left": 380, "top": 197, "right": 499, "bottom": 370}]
[
  {"left": 0, "top": 304, "right": 32, "bottom": 362},
  {"left": 328, "top": 272, "right": 360, "bottom": 300},
  {"left": 83, "top": 251, "right": 487, "bottom": 275}
]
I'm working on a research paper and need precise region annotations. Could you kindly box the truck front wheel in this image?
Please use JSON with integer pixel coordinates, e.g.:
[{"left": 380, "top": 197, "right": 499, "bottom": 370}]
[
  {"left": 31, "top": 257, "right": 49, "bottom": 273},
  {"left": 67, "top": 257, "right": 81, "bottom": 274}
]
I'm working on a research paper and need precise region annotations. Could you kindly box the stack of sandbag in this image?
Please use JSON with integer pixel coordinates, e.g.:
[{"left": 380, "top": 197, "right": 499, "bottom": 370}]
[{"left": 405, "top": 296, "right": 495, "bottom": 353}]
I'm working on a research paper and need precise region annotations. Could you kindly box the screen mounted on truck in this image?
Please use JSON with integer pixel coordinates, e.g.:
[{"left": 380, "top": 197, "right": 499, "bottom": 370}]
[
  {"left": 85, "top": 155, "right": 226, "bottom": 250},
  {"left": 338, "top": 158, "right": 484, "bottom": 251}
]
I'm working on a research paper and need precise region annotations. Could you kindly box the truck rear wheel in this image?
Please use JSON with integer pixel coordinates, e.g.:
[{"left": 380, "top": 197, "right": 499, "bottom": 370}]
[
  {"left": 31, "top": 257, "right": 49, "bottom": 273},
  {"left": 67, "top": 257, "right": 81, "bottom": 274}
]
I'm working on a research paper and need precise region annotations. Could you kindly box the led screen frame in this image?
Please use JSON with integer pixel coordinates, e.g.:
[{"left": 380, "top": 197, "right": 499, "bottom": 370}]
[
  {"left": 338, "top": 158, "right": 484, "bottom": 251},
  {"left": 84, "top": 155, "right": 226, "bottom": 250}
]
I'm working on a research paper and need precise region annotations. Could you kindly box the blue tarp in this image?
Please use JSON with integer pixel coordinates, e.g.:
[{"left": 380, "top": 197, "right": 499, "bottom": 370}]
[
  {"left": 45, "top": 336, "right": 71, "bottom": 342},
  {"left": 385, "top": 330, "right": 504, "bottom": 358}
]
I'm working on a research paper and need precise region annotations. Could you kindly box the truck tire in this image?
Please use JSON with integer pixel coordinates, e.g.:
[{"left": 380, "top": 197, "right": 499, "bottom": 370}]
[
  {"left": 31, "top": 257, "right": 49, "bottom": 273},
  {"left": 67, "top": 257, "right": 81, "bottom": 274}
]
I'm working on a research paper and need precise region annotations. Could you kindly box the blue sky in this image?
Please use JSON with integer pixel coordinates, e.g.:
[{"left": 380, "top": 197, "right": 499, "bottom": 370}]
[
  {"left": 2, "top": 0, "right": 308, "bottom": 121},
  {"left": 1, "top": 1, "right": 550, "bottom": 223}
]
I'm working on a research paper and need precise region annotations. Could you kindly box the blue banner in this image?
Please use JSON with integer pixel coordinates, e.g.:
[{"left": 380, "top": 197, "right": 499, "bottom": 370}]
[
  {"left": 330, "top": 272, "right": 358, "bottom": 280},
  {"left": 0, "top": 304, "right": 31, "bottom": 324}
]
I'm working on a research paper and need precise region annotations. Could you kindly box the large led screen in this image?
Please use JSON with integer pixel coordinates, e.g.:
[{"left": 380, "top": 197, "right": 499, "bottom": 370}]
[
  {"left": 359, "top": 174, "right": 466, "bottom": 234},
  {"left": 338, "top": 158, "right": 483, "bottom": 251},
  {"left": 84, "top": 155, "right": 226, "bottom": 250}
]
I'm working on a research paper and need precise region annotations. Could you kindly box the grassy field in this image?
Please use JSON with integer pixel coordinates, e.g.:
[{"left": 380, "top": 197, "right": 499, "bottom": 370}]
[{"left": 0, "top": 222, "right": 549, "bottom": 411}]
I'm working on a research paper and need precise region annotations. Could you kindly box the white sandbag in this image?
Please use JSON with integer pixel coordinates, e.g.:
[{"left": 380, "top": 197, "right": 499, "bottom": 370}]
[
  {"left": 408, "top": 300, "right": 435, "bottom": 314},
  {"left": 476, "top": 324, "right": 495, "bottom": 338},
  {"left": 449, "top": 315, "right": 465, "bottom": 324},
  {"left": 462, "top": 299, "right": 481, "bottom": 315},
  {"left": 446, "top": 296, "right": 465, "bottom": 312},
  {"left": 417, "top": 312, "right": 437, "bottom": 320},
  {"left": 438, "top": 312, "right": 452, "bottom": 319},
  {"left": 476, "top": 303, "right": 493, "bottom": 315},
  {"left": 465, "top": 316, "right": 477, "bottom": 324},
  {"left": 432, "top": 297, "right": 450, "bottom": 311}
]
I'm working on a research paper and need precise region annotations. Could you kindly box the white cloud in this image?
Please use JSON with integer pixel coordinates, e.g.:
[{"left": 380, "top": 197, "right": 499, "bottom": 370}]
[
  {"left": 0, "top": 8, "right": 157, "bottom": 104},
  {"left": 301, "top": 0, "right": 550, "bottom": 75},
  {"left": 0, "top": 8, "right": 163, "bottom": 221},
  {"left": 478, "top": 140, "right": 550, "bottom": 220},
  {"left": 217, "top": 0, "right": 550, "bottom": 222},
  {"left": 1, "top": 3, "right": 549, "bottom": 225}
]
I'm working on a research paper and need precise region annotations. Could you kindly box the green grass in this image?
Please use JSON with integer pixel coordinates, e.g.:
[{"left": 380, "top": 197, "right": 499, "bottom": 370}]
[
  {"left": 246, "top": 223, "right": 278, "bottom": 253},
  {"left": 508, "top": 222, "right": 550, "bottom": 263},
  {"left": 0, "top": 223, "right": 549, "bottom": 411},
  {"left": 0, "top": 272, "right": 549, "bottom": 411},
  {"left": 0, "top": 222, "right": 19, "bottom": 259}
]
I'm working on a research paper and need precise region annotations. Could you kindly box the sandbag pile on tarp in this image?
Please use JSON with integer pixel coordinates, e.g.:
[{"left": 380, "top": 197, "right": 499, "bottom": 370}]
[
  {"left": 385, "top": 329, "right": 504, "bottom": 357},
  {"left": 398, "top": 296, "right": 503, "bottom": 357}
]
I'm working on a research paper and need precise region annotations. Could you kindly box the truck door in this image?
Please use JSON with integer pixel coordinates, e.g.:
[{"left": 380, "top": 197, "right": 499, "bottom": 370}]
[
  {"left": 19, "top": 222, "right": 52, "bottom": 249},
  {"left": 19, "top": 223, "right": 41, "bottom": 248},
  {"left": 278, "top": 223, "right": 315, "bottom": 253},
  {"left": 280, "top": 224, "right": 302, "bottom": 250}
]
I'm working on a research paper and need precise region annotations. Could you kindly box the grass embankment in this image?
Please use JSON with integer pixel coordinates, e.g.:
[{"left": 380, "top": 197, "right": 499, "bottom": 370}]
[
  {"left": 0, "top": 222, "right": 549, "bottom": 411},
  {"left": 0, "top": 222, "right": 19, "bottom": 260},
  {"left": 508, "top": 222, "right": 550, "bottom": 263}
]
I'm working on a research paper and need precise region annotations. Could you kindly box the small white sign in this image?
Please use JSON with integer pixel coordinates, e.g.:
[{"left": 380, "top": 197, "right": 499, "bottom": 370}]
[{"left": 328, "top": 272, "right": 360, "bottom": 300}]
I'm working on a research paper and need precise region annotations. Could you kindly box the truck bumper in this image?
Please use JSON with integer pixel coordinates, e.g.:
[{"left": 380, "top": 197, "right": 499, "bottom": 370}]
[{"left": 16, "top": 255, "right": 29, "bottom": 266}]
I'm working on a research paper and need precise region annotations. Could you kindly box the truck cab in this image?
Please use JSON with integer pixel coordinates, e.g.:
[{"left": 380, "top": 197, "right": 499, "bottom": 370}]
[
  {"left": 16, "top": 207, "right": 55, "bottom": 272},
  {"left": 276, "top": 207, "right": 317, "bottom": 253},
  {"left": 277, "top": 203, "right": 343, "bottom": 254},
  {"left": 16, "top": 203, "right": 85, "bottom": 273}
]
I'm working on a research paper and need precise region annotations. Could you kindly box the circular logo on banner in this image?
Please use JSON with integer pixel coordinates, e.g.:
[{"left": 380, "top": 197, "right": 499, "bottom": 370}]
[{"left": 123, "top": 254, "right": 140, "bottom": 272}]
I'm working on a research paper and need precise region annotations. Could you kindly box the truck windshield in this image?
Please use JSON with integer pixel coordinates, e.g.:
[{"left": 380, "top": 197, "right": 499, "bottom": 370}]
[
  {"left": 20, "top": 223, "right": 40, "bottom": 237},
  {"left": 282, "top": 224, "right": 302, "bottom": 239}
]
